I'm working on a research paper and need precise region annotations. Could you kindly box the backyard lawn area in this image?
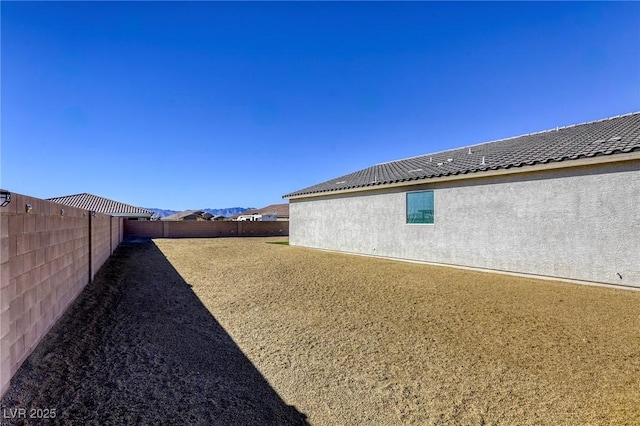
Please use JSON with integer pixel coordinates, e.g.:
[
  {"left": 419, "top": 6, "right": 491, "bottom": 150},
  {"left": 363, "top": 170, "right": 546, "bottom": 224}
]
[
  {"left": 2, "top": 237, "right": 639, "bottom": 425},
  {"left": 158, "top": 237, "right": 640, "bottom": 425}
]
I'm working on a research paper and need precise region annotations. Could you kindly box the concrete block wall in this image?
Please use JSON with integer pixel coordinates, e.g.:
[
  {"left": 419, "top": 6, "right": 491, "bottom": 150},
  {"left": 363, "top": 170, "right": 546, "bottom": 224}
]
[
  {"left": 110, "top": 217, "right": 122, "bottom": 255},
  {"left": 0, "top": 192, "right": 124, "bottom": 397},
  {"left": 237, "top": 221, "right": 289, "bottom": 237},
  {"left": 90, "top": 214, "right": 112, "bottom": 281},
  {"left": 123, "top": 220, "right": 163, "bottom": 238},
  {"left": 165, "top": 221, "right": 239, "bottom": 238},
  {"left": 123, "top": 220, "right": 288, "bottom": 239}
]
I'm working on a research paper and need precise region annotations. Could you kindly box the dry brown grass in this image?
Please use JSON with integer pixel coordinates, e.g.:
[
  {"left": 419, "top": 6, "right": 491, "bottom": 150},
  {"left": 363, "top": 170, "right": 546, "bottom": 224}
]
[
  {"left": 155, "top": 237, "right": 640, "bottom": 425},
  {"left": 3, "top": 237, "right": 638, "bottom": 425}
]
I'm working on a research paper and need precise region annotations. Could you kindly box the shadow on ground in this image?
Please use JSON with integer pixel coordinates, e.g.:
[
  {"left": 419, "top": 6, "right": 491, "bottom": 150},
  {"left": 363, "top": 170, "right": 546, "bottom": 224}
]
[{"left": 1, "top": 240, "right": 308, "bottom": 425}]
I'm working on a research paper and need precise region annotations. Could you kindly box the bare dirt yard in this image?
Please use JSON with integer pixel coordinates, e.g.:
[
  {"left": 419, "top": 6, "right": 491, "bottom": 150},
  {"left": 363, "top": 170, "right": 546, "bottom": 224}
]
[{"left": 2, "top": 237, "right": 639, "bottom": 425}]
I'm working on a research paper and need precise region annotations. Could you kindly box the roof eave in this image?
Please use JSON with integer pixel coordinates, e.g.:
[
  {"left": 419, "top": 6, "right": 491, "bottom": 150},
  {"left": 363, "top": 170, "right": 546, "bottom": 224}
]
[{"left": 284, "top": 151, "right": 640, "bottom": 200}]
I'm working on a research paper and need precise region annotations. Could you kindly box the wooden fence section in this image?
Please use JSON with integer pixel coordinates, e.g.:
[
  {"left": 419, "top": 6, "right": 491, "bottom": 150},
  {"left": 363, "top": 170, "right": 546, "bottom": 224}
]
[{"left": 124, "top": 220, "right": 289, "bottom": 239}]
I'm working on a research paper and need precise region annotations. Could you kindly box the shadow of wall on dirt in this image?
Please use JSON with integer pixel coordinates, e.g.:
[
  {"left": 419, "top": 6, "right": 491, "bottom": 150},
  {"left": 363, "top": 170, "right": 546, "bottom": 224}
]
[{"left": 1, "top": 240, "right": 308, "bottom": 425}]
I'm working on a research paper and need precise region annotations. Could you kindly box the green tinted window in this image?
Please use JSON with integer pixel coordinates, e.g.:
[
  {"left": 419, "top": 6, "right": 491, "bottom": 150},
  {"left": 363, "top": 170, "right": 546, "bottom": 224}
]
[{"left": 406, "top": 191, "right": 434, "bottom": 224}]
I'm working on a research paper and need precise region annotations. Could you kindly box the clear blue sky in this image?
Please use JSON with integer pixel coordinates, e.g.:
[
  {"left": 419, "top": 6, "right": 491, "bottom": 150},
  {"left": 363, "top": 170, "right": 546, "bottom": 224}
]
[{"left": 2, "top": 2, "right": 639, "bottom": 211}]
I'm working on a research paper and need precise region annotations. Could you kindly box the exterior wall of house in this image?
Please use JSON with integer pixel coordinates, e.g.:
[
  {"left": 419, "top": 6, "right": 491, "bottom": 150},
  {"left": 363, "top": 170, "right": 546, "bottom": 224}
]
[
  {"left": 0, "top": 192, "right": 124, "bottom": 397},
  {"left": 289, "top": 160, "right": 640, "bottom": 288}
]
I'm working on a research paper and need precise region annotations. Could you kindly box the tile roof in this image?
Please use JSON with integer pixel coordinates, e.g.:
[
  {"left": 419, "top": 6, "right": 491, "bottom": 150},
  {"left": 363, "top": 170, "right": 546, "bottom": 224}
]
[
  {"left": 161, "top": 210, "right": 206, "bottom": 221},
  {"left": 234, "top": 203, "right": 289, "bottom": 218},
  {"left": 284, "top": 112, "right": 640, "bottom": 198},
  {"left": 47, "top": 193, "right": 154, "bottom": 217}
]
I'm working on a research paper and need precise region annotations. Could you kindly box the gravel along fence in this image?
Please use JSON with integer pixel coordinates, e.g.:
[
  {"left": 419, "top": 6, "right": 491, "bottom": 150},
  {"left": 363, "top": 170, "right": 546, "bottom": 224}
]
[{"left": 2, "top": 237, "right": 639, "bottom": 425}]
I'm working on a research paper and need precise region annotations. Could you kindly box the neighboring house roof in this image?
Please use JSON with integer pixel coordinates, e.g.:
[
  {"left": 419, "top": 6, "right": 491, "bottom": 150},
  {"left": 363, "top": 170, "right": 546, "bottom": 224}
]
[
  {"left": 161, "top": 210, "right": 205, "bottom": 221},
  {"left": 284, "top": 112, "right": 640, "bottom": 198},
  {"left": 234, "top": 203, "right": 289, "bottom": 218},
  {"left": 47, "top": 193, "right": 154, "bottom": 217}
]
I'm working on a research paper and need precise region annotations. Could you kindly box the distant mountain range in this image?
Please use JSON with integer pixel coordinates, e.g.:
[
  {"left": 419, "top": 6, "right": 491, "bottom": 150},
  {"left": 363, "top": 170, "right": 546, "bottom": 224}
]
[{"left": 145, "top": 207, "right": 255, "bottom": 219}]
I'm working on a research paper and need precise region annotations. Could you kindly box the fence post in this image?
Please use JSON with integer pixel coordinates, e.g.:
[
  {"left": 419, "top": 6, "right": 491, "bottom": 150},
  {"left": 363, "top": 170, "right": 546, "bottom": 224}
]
[
  {"left": 109, "top": 216, "right": 113, "bottom": 254},
  {"left": 88, "top": 212, "right": 92, "bottom": 282}
]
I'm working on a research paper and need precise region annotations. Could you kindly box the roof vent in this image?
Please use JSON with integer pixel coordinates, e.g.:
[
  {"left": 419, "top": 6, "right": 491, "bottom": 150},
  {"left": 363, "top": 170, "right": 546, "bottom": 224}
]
[
  {"left": 607, "top": 136, "right": 622, "bottom": 142},
  {"left": 408, "top": 168, "right": 423, "bottom": 172},
  {"left": 481, "top": 156, "right": 486, "bottom": 165},
  {"left": 594, "top": 139, "right": 606, "bottom": 143},
  {"left": 437, "top": 162, "right": 444, "bottom": 166},
  {"left": 335, "top": 181, "right": 346, "bottom": 184},
  {"left": 447, "top": 158, "right": 453, "bottom": 162},
  {"left": 468, "top": 148, "right": 472, "bottom": 154}
]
